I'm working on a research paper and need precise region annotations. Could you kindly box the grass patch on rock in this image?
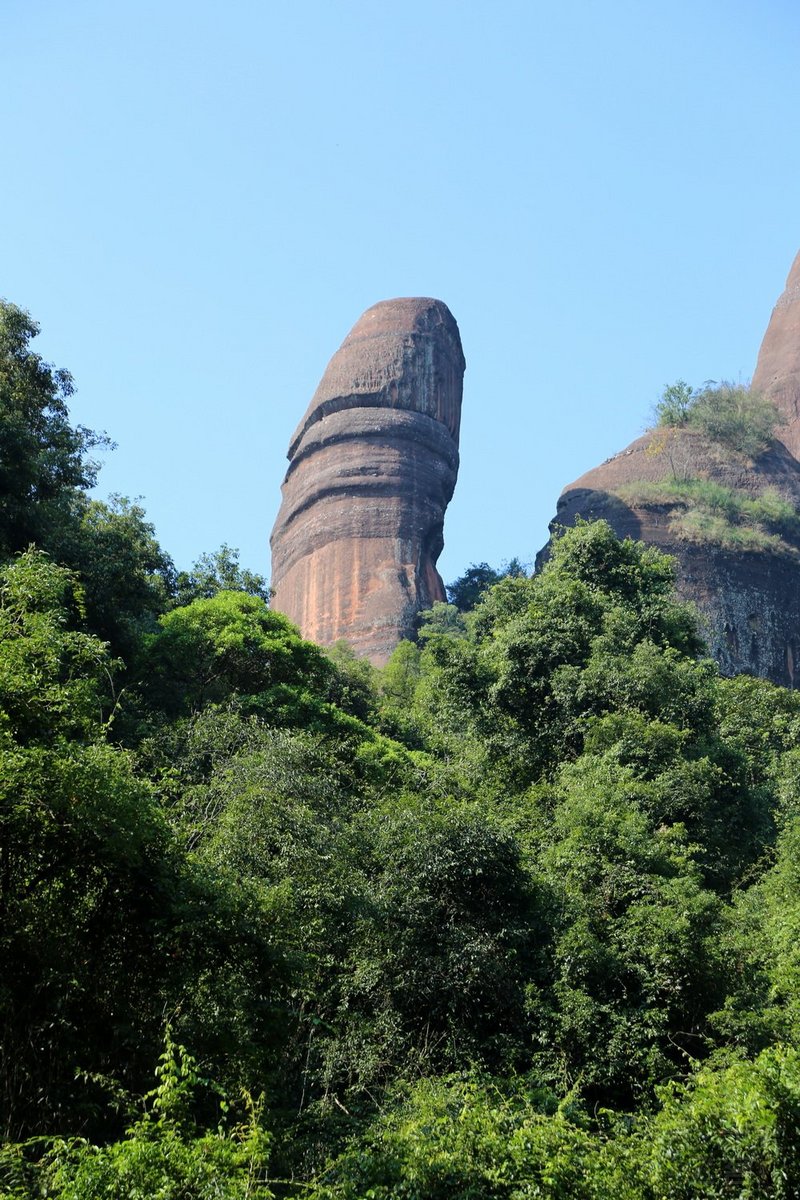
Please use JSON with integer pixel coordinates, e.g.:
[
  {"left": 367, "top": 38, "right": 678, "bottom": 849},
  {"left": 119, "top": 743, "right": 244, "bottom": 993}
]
[{"left": 618, "top": 478, "right": 800, "bottom": 555}]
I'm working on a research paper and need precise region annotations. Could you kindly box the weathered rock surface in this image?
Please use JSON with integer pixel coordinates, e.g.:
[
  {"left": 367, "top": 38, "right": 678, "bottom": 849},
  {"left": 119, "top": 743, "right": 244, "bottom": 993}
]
[
  {"left": 270, "top": 298, "right": 465, "bottom": 664},
  {"left": 753, "top": 249, "right": 800, "bottom": 457},
  {"left": 539, "top": 251, "right": 800, "bottom": 686}
]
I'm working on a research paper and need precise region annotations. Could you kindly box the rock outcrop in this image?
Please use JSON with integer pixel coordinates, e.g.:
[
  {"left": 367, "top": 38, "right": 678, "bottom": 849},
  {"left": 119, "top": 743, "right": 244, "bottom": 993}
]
[
  {"left": 752, "top": 249, "right": 800, "bottom": 456},
  {"left": 539, "top": 251, "right": 800, "bottom": 686},
  {"left": 270, "top": 298, "right": 465, "bottom": 664}
]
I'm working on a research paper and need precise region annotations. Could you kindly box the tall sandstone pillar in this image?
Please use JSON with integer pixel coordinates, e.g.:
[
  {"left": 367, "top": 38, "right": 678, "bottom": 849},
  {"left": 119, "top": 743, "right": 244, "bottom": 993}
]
[{"left": 270, "top": 297, "right": 465, "bottom": 664}]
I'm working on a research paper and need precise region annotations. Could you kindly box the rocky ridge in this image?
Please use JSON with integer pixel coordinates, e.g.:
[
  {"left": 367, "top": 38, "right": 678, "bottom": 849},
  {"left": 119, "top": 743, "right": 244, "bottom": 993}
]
[{"left": 539, "top": 250, "right": 800, "bottom": 686}]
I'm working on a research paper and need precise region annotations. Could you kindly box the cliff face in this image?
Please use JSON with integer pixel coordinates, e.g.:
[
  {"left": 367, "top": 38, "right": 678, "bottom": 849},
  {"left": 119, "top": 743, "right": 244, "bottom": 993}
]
[
  {"left": 270, "top": 298, "right": 465, "bottom": 664},
  {"left": 539, "top": 251, "right": 800, "bottom": 686},
  {"left": 752, "top": 250, "right": 800, "bottom": 455}
]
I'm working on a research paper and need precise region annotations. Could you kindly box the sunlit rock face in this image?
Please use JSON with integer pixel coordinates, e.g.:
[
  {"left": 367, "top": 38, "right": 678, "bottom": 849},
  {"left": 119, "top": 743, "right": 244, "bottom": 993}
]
[
  {"left": 538, "top": 250, "right": 800, "bottom": 686},
  {"left": 753, "top": 250, "right": 800, "bottom": 458},
  {"left": 270, "top": 298, "right": 465, "bottom": 664}
]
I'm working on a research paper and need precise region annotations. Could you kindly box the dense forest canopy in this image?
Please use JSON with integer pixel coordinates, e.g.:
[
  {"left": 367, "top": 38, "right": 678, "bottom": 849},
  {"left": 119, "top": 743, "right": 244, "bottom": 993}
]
[{"left": 3, "top": 300, "right": 800, "bottom": 1197}]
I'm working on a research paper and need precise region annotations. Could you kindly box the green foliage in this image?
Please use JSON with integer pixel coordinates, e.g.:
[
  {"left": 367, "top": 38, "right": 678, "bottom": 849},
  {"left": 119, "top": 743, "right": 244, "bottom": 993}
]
[
  {"left": 142, "top": 590, "right": 334, "bottom": 719},
  {"left": 318, "top": 800, "right": 540, "bottom": 1085},
  {"left": 446, "top": 558, "right": 528, "bottom": 613},
  {"left": 619, "top": 478, "right": 800, "bottom": 555},
  {"left": 309, "top": 1047, "right": 800, "bottom": 1199},
  {"left": 375, "top": 640, "right": 427, "bottom": 745},
  {"left": 417, "top": 520, "right": 708, "bottom": 787},
  {"left": 417, "top": 599, "right": 467, "bottom": 640},
  {"left": 164, "top": 714, "right": 535, "bottom": 1101},
  {"left": 308, "top": 1075, "right": 624, "bottom": 1200},
  {"left": 533, "top": 758, "right": 724, "bottom": 1101},
  {"left": 690, "top": 382, "right": 779, "bottom": 457},
  {"left": 654, "top": 379, "right": 779, "bottom": 458},
  {"left": 379, "top": 639, "right": 422, "bottom": 707},
  {"left": 5, "top": 316, "right": 800, "bottom": 1200},
  {"left": 654, "top": 378, "right": 695, "bottom": 426},
  {"left": 642, "top": 1046, "right": 800, "bottom": 1199},
  {"left": 11, "top": 1036, "right": 274, "bottom": 1199},
  {"left": 0, "top": 549, "right": 115, "bottom": 744},
  {"left": 55, "top": 494, "right": 176, "bottom": 660},
  {"left": 0, "top": 552, "right": 294, "bottom": 1139},
  {"left": 0, "top": 300, "right": 180, "bottom": 674},
  {"left": 0, "top": 301, "right": 107, "bottom": 556},
  {"left": 322, "top": 640, "right": 377, "bottom": 722},
  {"left": 0, "top": 693, "right": 292, "bottom": 1138},
  {"left": 173, "top": 544, "right": 271, "bottom": 607}
]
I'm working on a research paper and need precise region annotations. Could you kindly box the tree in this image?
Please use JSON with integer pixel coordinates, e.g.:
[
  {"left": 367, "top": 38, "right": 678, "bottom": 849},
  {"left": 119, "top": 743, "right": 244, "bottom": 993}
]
[
  {"left": 532, "top": 757, "right": 724, "bottom": 1104},
  {"left": 173, "top": 545, "right": 271, "bottom": 608},
  {"left": 0, "top": 301, "right": 107, "bottom": 556},
  {"left": 418, "top": 521, "right": 708, "bottom": 786},
  {"left": 654, "top": 379, "right": 695, "bottom": 426},
  {"left": 446, "top": 558, "right": 528, "bottom": 613},
  {"left": 141, "top": 591, "right": 334, "bottom": 720},
  {"left": 0, "top": 553, "right": 292, "bottom": 1139},
  {"left": 58, "top": 495, "right": 175, "bottom": 660},
  {"left": 0, "top": 549, "right": 115, "bottom": 745}
]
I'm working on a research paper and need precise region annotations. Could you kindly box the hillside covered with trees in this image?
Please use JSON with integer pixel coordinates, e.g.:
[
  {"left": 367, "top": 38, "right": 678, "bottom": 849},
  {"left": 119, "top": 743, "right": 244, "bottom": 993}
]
[{"left": 4, "top": 300, "right": 800, "bottom": 1197}]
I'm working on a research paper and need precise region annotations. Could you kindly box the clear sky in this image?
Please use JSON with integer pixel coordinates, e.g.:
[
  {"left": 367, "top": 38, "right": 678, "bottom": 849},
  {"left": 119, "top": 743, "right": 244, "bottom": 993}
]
[{"left": 3, "top": 0, "right": 799, "bottom": 586}]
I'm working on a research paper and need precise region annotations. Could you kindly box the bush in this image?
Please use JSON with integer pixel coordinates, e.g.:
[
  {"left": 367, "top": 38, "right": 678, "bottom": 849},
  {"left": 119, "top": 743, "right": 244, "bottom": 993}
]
[
  {"left": 654, "top": 381, "right": 779, "bottom": 458},
  {"left": 643, "top": 1046, "right": 800, "bottom": 1199},
  {"left": 654, "top": 380, "right": 695, "bottom": 426},
  {"left": 34, "top": 1036, "right": 274, "bottom": 1200},
  {"left": 309, "top": 1048, "right": 800, "bottom": 1199},
  {"left": 690, "top": 382, "right": 779, "bottom": 457}
]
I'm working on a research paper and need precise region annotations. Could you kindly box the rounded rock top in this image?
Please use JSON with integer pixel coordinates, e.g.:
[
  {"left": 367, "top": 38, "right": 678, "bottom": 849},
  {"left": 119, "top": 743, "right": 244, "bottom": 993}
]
[
  {"left": 340, "top": 296, "right": 464, "bottom": 347},
  {"left": 288, "top": 297, "right": 465, "bottom": 457}
]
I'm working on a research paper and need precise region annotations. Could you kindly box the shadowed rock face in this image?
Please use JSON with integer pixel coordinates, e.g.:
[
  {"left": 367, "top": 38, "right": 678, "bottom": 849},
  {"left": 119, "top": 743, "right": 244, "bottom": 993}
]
[
  {"left": 538, "top": 251, "right": 800, "bottom": 686},
  {"left": 270, "top": 298, "right": 465, "bottom": 664}
]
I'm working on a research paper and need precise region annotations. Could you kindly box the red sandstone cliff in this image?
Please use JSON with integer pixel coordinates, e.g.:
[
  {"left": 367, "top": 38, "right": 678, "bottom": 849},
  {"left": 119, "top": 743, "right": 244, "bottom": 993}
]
[
  {"left": 539, "top": 251, "right": 800, "bottom": 686},
  {"left": 270, "top": 298, "right": 465, "bottom": 664},
  {"left": 753, "top": 250, "right": 800, "bottom": 455}
]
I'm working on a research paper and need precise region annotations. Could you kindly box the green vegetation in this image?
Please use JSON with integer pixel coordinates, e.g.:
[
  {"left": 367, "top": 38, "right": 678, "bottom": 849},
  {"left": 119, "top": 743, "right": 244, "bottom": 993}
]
[
  {"left": 654, "top": 380, "right": 779, "bottom": 458},
  {"left": 445, "top": 557, "right": 528, "bottom": 612},
  {"left": 618, "top": 478, "right": 800, "bottom": 555},
  {"left": 6, "top": 301, "right": 800, "bottom": 1195},
  {"left": 626, "top": 381, "right": 800, "bottom": 553}
]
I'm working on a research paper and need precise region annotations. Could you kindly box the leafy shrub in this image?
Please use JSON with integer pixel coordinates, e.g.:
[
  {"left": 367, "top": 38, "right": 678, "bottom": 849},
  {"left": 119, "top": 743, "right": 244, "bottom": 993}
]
[
  {"left": 690, "top": 382, "right": 779, "bottom": 457},
  {"left": 14, "top": 1035, "right": 274, "bottom": 1199},
  {"left": 654, "top": 380, "right": 779, "bottom": 458},
  {"left": 642, "top": 1046, "right": 800, "bottom": 1199},
  {"left": 654, "top": 379, "right": 695, "bottom": 426},
  {"left": 308, "top": 1049, "right": 800, "bottom": 1199},
  {"left": 307, "top": 1075, "right": 630, "bottom": 1200}
]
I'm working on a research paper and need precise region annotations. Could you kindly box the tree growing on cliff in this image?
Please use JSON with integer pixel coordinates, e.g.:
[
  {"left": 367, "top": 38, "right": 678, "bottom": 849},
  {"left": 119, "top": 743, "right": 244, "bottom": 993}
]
[{"left": 654, "top": 379, "right": 695, "bottom": 426}]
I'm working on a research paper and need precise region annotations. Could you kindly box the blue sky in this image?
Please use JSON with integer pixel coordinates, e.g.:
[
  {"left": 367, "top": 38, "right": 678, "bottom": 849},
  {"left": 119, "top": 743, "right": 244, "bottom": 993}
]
[{"left": 3, "top": 0, "right": 799, "bottom": 586}]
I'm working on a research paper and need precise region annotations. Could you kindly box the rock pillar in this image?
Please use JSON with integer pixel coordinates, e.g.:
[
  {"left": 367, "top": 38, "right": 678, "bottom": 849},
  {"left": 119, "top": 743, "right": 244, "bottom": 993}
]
[{"left": 270, "top": 297, "right": 465, "bottom": 664}]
